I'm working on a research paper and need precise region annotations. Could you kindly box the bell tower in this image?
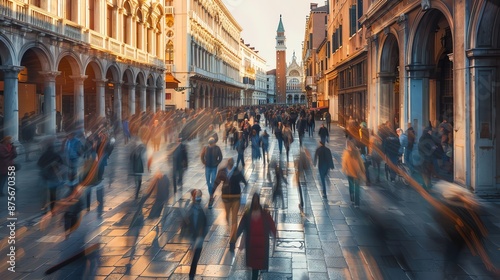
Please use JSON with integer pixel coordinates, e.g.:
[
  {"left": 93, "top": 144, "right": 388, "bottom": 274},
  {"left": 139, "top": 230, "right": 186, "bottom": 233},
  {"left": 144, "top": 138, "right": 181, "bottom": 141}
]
[{"left": 275, "top": 15, "right": 286, "bottom": 104}]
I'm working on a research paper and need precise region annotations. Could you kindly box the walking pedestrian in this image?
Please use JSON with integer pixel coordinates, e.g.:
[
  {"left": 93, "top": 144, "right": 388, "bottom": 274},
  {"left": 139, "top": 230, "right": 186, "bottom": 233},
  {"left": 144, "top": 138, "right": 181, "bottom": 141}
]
[
  {"left": 261, "top": 130, "right": 270, "bottom": 164},
  {"left": 236, "top": 133, "right": 246, "bottom": 168},
  {"left": 418, "top": 127, "right": 437, "bottom": 191},
  {"left": 314, "top": 141, "right": 335, "bottom": 199},
  {"left": 213, "top": 158, "right": 248, "bottom": 251},
  {"left": 250, "top": 129, "right": 261, "bottom": 165},
  {"left": 62, "top": 131, "right": 83, "bottom": 183},
  {"left": 275, "top": 122, "right": 284, "bottom": 155},
  {"left": 130, "top": 139, "right": 147, "bottom": 199},
  {"left": 297, "top": 115, "right": 307, "bottom": 147},
  {"left": 200, "top": 137, "right": 223, "bottom": 208},
  {"left": 0, "top": 136, "right": 17, "bottom": 196},
  {"left": 318, "top": 123, "right": 329, "bottom": 144},
  {"left": 341, "top": 140, "right": 366, "bottom": 208},
  {"left": 382, "top": 130, "right": 401, "bottom": 182},
  {"left": 236, "top": 193, "right": 277, "bottom": 280},
  {"left": 325, "top": 111, "right": 332, "bottom": 131},
  {"left": 283, "top": 124, "right": 294, "bottom": 162},
  {"left": 172, "top": 137, "right": 188, "bottom": 193},
  {"left": 184, "top": 189, "right": 208, "bottom": 280},
  {"left": 38, "top": 141, "right": 64, "bottom": 213}
]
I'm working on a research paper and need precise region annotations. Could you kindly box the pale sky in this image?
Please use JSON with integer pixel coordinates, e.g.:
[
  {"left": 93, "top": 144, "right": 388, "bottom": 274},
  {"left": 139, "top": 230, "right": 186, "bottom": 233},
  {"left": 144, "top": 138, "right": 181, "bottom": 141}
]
[{"left": 222, "top": 0, "right": 316, "bottom": 71}]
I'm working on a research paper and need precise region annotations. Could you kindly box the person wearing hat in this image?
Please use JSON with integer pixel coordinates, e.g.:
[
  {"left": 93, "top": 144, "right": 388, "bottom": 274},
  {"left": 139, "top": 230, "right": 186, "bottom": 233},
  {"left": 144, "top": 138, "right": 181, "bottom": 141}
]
[
  {"left": 200, "top": 137, "right": 223, "bottom": 208},
  {"left": 314, "top": 140, "right": 335, "bottom": 199},
  {"left": 0, "top": 136, "right": 17, "bottom": 196}
]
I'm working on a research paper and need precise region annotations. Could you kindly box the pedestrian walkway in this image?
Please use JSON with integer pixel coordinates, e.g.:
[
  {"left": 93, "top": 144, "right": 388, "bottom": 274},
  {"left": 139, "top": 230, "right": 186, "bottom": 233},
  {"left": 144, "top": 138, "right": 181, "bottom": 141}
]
[{"left": 0, "top": 122, "right": 499, "bottom": 279}]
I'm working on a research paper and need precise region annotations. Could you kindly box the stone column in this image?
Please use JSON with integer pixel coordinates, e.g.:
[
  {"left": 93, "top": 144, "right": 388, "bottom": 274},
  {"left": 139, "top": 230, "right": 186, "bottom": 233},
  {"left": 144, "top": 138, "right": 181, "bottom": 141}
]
[
  {"left": 39, "top": 71, "right": 60, "bottom": 135},
  {"left": 138, "top": 85, "right": 147, "bottom": 113},
  {"left": 156, "top": 86, "right": 163, "bottom": 112},
  {"left": 0, "top": 66, "right": 23, "bottom": 141},
  {"left": 70, "top": 75, "right": 87, "bottom": 130},
  {"left": 148, "top": 86, "right": 156, "bottom": 113},
  {"left": 126, "top": 83, "right": 136, "bottom": 116},
  {"left": 113, "top": 81, "right": 123, "bottom": 123},
  {"left": 94, "top": 79, "right": 107, "bottom": 118}
]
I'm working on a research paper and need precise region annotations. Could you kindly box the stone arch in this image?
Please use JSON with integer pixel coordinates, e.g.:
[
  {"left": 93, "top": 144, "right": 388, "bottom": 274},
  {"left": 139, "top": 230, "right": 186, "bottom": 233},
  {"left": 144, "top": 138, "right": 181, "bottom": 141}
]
[
  {"left": 56, "top": 51, "right": 83, "bottom": 75},
  {"left": 409, "top": 4, "right": 454, "bottom": 65},
  {"left": 18, "top": 43, "right": 54, "bottom": 71},
  {"left": 0, "top": 35, "right": 16, "bottom": 65},
  {"left": 379, "top": 33, "right": 399, "bottom": 74},
  {"left": 83, "top": 57, "right": 105, "bottom": 80},
  {"left": 469, "top": 0, "right": 500, "bottom": 49}
]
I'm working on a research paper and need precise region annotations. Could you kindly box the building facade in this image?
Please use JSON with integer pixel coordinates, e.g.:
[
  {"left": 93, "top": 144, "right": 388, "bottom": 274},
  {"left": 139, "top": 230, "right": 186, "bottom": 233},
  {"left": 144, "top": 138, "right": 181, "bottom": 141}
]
[
  {"left": 167, "top": 0, "right": 244, "bottom": 110},
  {"left": 362, "top": 0, "right": 500, "bottom": 194},
  {"left": 0, "top": 0, "right": 167, "bottom": 141},
  {"left": 286, "top": 52, "right": 306, "bottom": 104},
  {"left": 239, "top": 40, "right": 267, "bottom": 105}
]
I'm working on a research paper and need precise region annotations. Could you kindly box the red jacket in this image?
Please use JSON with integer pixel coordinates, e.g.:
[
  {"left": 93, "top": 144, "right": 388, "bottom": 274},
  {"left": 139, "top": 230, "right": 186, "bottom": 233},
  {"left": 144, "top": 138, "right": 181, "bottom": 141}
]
[{"left": 0, "top": 143, "right": 17, "bottom": 175}]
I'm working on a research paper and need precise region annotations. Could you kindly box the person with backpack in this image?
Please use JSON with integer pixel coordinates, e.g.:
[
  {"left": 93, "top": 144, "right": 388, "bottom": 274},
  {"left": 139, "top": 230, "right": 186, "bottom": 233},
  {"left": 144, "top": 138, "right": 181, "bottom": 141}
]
[
  {"left": 200, "top": 137, "right": 223, "bottom": 208},
  {"left": 213, "top": 158, "right": 248, "bottom": 251}
]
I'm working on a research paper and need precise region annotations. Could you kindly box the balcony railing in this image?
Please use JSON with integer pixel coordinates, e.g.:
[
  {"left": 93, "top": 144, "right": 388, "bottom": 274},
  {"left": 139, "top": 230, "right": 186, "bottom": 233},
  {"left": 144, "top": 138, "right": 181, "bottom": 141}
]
[{"left": 0, "top": 0, "right": 164, "bottom": 68}]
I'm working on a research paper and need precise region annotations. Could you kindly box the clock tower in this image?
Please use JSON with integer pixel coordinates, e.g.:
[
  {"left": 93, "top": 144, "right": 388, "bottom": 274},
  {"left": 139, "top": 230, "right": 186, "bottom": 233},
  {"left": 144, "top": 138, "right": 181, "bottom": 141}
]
[{"left": 275, "top": 15, "right": 286, "bottom": 104}]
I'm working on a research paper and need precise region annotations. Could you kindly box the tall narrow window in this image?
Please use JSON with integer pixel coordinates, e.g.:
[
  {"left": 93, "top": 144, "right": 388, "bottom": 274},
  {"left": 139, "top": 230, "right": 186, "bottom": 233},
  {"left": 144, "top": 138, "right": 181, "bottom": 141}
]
[
  {"left": 30, "top": 0, "right": 41, "bottom": 7},
  {"left": 123, "top": 2, "right": 131, "bottom": 44},
  {"left": 357, "top": 0, "right": 363, "bottom": 30},
  {"left": 349, "top": 6, "right": 357, "bottom": 36},
  {"left": 89, "top": 0, "right": 95, "bottom": 30},
  {"left": 65, "top": 0, "right": 72, "bottom": 21},
  {"left": 107, "top": 5, "right": 113, "bottom": 38},
  {"left": 166, "top": 41, "right": 174, "bottom": 64},
  {"left": 136, "top": 11, "right": 143, "bottom": 49}
]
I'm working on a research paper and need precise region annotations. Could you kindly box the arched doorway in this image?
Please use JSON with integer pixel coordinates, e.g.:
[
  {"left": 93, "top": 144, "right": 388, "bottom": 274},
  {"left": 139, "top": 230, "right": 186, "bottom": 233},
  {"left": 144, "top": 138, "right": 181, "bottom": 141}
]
[
  {"left": 469, "top": 0, "right": 500, "bottom": 192},
  {"left": 84, "top": 61, "right": 103, "bottom": 129},
  {"left": 410, "top": 9, "right": 454, "bottom": 175},
  {"left": 146, "top": 74, "right": 155, "bottom": 112},
  {"left": 379, "top": 33, "right": 399, "bottom": 129},
  {"left": 0, "top": 39, "right": 21, "bottom": 140},
  {"left": 57, "top": 55, "right": 81, "bottom": 132},
  {"left": 123, "top": 68, "right": 135, "bottom": 118},
  {"left": 408, "top": 9, "right": 454, "bottom": 135},
  {"left": 136, "top": 72, "right": 146, "bottom": 114}
]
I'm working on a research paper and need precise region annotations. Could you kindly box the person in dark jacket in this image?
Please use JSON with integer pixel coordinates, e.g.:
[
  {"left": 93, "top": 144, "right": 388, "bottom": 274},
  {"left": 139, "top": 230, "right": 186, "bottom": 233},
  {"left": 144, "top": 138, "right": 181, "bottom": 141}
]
[
  {"left": 236, "top": 193, "right": 277, "bottom": 280},
  {"left": 382, "top": 131, "right": 401, "bottom": 182},
  {"left": 275, "top": 122, "right": 284, "bottom": 155},
  {"left": 318, "top": 123, "right": 329, "bottom": 144},
  {"left": 235, "top": 133, "right": 246, "bottom": 168},
  {"left": 314, "top": 141, "right": 335, "bottom": 199},
  {"left": 185, "top": 189, "right": 208, "bottom": 280},
  {"left": 38, "top": 141, "right": 64, "bottom": 213},
  {"left": 325, "top": 111, "right": 332, "bottom": 131},
  {"left": 297, "top": 115, "right": 308, "bottom": 147},
  {"left": 260, "top": 130, "right": 270, "bottom": 164},
  {"left": 172, "top": 137, "right": 188, "bottom": 193},
  {"left": 130, "top": 141, "right": 147, "bottom": 199},
  {"left": 405, "top": 126, "right": 416, "bottom": 171},
  {"left": 213, "top": 158, "right": 248, "bottom": 251},
  {"left": 418, "top": 127, "right": 436, "bottom": 190},
  {"left": 200, "top": 137, "right": 223, "bottom": 208}
]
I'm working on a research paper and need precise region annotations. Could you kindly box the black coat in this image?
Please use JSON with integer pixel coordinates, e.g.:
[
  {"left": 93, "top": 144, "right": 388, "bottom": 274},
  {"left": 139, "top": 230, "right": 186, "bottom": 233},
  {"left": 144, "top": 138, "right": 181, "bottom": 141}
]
[
  {"left": 172, "top": 143, "right": 188, "bottom": 169},
  {"left": 314, "top": 145, "right": 334, "bottom": 172}
]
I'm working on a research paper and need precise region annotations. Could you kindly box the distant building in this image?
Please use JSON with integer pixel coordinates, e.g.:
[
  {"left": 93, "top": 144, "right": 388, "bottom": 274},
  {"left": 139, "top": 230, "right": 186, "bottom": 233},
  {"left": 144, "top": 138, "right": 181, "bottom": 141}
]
[{"left": 286, "top": 52, "right": 306, "bottom": 104}]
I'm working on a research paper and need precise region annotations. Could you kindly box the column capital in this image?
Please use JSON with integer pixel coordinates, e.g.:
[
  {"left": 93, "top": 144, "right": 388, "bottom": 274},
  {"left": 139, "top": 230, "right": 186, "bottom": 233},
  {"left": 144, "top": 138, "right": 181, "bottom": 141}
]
[
  {"left": 93, "top": 79, "right": 108, "bottom": 87},
  {"left": 70, "top": 75, "right": 88, "bottom": 83},
  {"left": 110, "top": 80, "right": 124, "bottom": 87},
  {"left": 124, "top": 82, "right": 137, "bottom": 89},
  {"left": 39, "top": 71, "right": 61, "bottom": 81},
  {"left": 147, "top": 85, "right": 157, "bottom": 91},
  {"left": 137, "top": 84, "right": 147, "bottom": 91},
  {"left": 0, "top": 65, "right": 25, "bottom": 78}
]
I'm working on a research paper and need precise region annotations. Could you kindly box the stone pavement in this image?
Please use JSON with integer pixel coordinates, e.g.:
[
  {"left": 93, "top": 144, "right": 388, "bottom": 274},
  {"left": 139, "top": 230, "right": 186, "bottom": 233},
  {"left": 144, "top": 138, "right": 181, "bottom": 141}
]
[{"left": 0, "top": 122, "right": 499, "bottom": 280}]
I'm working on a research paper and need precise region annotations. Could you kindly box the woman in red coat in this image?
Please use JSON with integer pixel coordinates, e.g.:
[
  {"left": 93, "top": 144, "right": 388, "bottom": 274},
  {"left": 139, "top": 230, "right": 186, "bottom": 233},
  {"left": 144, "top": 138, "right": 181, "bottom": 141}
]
[{"left": 236, "top": 193, "right": 277, "bottom": 280}]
